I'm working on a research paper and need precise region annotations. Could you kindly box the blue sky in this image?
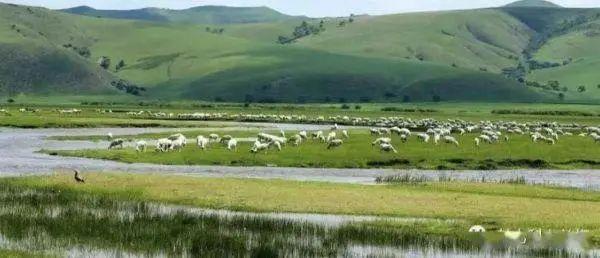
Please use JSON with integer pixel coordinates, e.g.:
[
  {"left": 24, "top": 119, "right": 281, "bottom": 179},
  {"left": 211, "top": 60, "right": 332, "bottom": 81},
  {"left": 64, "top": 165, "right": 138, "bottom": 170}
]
[{"left": 3, "top": 0, "right": 600, "bottom": 17}]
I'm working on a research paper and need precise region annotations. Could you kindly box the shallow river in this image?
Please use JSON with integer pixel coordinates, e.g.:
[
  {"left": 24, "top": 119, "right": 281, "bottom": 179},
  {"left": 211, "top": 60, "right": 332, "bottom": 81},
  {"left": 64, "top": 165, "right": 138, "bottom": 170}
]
[{"left": 1, "top": 124, "right": 600, "bottom": 188}]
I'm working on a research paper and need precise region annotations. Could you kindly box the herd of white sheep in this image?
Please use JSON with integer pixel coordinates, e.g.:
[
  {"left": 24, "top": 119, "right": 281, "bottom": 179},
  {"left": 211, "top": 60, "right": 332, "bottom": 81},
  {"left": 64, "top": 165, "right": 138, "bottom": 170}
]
[{"left": 104, "top": 118, "right": 600, "bottom": 156}]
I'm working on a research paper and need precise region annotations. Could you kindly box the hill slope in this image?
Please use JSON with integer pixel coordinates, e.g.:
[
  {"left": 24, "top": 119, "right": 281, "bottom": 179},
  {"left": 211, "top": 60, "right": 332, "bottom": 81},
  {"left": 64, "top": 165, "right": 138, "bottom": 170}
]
[
  {"left": 0, "top": 3, "right": 118, "bottom": 97},
  {"left": 504, "top": 0, "right": 562, "bottom": 8},
  {"left": 15, "top": 2, "right": 600, "bottom": 102},
  {"left": 60, "top": 5, "right": 298, "bottom": 24}
]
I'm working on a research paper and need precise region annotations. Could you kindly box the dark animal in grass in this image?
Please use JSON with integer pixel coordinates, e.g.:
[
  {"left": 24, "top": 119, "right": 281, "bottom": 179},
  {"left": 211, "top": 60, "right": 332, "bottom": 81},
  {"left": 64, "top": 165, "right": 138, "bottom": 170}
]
[
  {"left": 108, "top": 138, "right": 125, "bottom": 149},
  {"left": 73, "top": 169, "right": 85, "bottom": 183}
]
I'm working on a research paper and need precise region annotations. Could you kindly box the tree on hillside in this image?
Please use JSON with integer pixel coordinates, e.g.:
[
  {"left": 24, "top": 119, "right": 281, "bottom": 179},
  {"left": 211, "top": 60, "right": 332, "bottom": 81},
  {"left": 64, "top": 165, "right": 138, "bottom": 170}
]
[
  {"left": 597, "top": 84, "right": 600, "bottom": 89},
  {"left": 548, "top": 80, "right": 560, "bottom": 91},
  {"left": 577, "top": 85, "right": 587, "bottom": 92},
  {"left": 558, "top": 93, "right": 565, "bottom": 101},
  {"left": 97, "top": 56, "right": 111, "bottom": 70}
]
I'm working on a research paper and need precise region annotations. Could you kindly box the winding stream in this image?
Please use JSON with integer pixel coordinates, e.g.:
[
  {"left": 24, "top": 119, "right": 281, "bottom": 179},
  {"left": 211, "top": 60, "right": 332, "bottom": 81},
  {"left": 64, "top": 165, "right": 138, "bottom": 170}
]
[{"left": 1, "top": 124, "right": 600, "bottom": 188}]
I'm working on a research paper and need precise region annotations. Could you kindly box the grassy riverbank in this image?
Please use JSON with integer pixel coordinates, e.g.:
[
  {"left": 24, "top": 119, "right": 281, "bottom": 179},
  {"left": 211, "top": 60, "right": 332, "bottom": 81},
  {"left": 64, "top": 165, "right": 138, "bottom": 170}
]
[
  {"left": 1, "top": 173, "right": 598, "bottom": 256},
  {"left": 47, "top": 129, "right": 600, "bottom": 170},
  {"left": 7, "top": 173, "right": 600, "bottom": 231}
]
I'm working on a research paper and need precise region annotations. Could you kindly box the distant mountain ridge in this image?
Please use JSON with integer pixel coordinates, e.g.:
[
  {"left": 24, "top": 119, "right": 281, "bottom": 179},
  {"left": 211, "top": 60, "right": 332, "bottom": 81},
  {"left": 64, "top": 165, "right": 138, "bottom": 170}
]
[
  {"left": 504, "top": 0, "right": 563, "bottom": 8},
  {"left": 60, "top": 5, "right": 298, "bottom": 24}
]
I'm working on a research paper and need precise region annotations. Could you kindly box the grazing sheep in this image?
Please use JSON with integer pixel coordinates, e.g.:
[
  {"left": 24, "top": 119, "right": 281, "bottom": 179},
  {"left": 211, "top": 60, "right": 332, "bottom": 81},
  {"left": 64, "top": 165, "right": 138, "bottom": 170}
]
[
  {"left": 107, "top": 132, "right": 113, "bottom": 140},
  {"left": 220, "top": 135, "right": 233, "bottom": 144},
  {"left": 478, "top": 135, "right": 493, "bottom": 144},
  {"left": 380, "top": 143, "right": 398, "bottom": 153},
  {"left": 135, "top": 140, "right": 147, "bottom": 152},
  {"left": 197, "top": 135, "right": 209, "bottom": 150},
  {"left": 273, "top": 141, "right": 282, "bottom": 151},
  {"left": 312, "top": 131, "right": 324, "bottom": 139},
  {"left": 372, "top": 137, "right": 392, "bottom": 146},
  {"left": 443, "top": 136, "right": 459, "bottom": 146},
  {"left": 168, "top": 133, "right": 187, "bottom": 147},
  {"left": 291, "top": 134, "right": 302, "bottom": 146},
  {"left": 298, "top": 131, "right": 308, "bottom": 139},
  {"left": 170, "top": 138, "right": 185, "bottom": 152},
  {"left": 378, "top": 128, "right": 391, "bottom": 135},
  {"left": 504, "top": 136, "right": 509, "bottom": 142},
  {"left": 474, "top": 138, "right": 480, "bottom": 146},
  {"left": 108, "top": 139, "right": 125, "bottom": 150},
  {"left": 326, "top": 131, "right": 337, "bottom": 142},
  {"left": 342, "top": 130, "right": 349, "bottom": 139},
  {"left": 457, "top": 128, "right": 466, "bottom": 135},
  {"left": 370, "top": 128, "right": 381, "bottom": 135},
  {"left": 156, "top": 138, "right": 172, "bottom": 152},
  {"left": 327, "top": 139, "right": 343, "bottom": 149},
  {"left": 227, "top": 139, "right": 238, "bottom": 151},
  {"left": 434, "top": 134, "right": 441, "bottom": 145},
  {"left": 400, "top": 135, "right": 408, "bottom": 143},
  {"left": 280, "top": 129, "right": 286, "bottom": 138},
  {"left": 250, "top": 141, "right": 271, "bottom": 153},
  {"left": 468, "top": 225, "right": 486, "bottom": 233},
  {"left": 416, "top": 133, "right": 430, "bottom": 143}
]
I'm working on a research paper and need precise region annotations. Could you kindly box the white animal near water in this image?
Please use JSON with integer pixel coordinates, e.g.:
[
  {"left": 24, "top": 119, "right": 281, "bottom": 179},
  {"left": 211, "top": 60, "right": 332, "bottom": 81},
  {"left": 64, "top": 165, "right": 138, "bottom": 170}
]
[
  {"left": 468, "top": 225, "right": 486, "bottom": 233},
  {"left": 380, "top": 143, "right": 398, "bottom": 153},
  {"left": 342, "top": 130, "right": 349, "bottom": 139},
  {"left": 156, "top": 138, "right": 172, "bottom": 152},
  {"left": 372, "top": 137, "right": 392, "bottom": 146},
  {"left": 326, "top": 132, "right": 337, "bottom": 142},
  {"left": 197, "top": 135, "right": 209, "bottom": 150},
  {"left": 443, "top": 136, "right": 459, "bottom": 146},
  {"left": 416, "top": 133, "right": 430, "bottom": 143},
  {"left": 227, "top": 139, "right": 238, "bottom": 151},
  {"left": 327, "top": 139, "right": 343, "bottom": 149},
  {"left": 135, "top": 140, "right": 147, "bottom": 152}
]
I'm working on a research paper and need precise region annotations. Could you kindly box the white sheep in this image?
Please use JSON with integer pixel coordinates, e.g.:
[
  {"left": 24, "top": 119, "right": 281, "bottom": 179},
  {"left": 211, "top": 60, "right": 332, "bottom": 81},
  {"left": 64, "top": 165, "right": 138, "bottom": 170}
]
[
  {"left": 434, "top": 134, "right": 441, "bottom": 145},
  {"left": 474, "top": 138, "right": 480, "bottom": 146},
  {"left": 372, "top": 137, "right": 392, "bottom": 146},
  {"left": 327, "top": 139, "right": 343, "bottom": 149},
  {"left": 280, "top": 129, "right": 286, "bottom": 138},
  {"left": 291, "top": 134, "right": 302, "bottom": 146},
  {"left": 380, "top": 143, "right": 398, "bottom": 153},
  {"left": 468, "top": 225, "right": 486, "bottom": 233},
  {"left": 342, "top": 130, "right": 349, "bottom": 139},
  {"left": 478, "top": 135, "right": 493, "bottom": 144},
  {"left": 220, "top": 135, "right": 233, "bottom": 144},
  {"left": 227, "top": 139, "right": 238, "bottom": 151},
  {"left": 416, "top": 133, "right": 430, "bottom": 143},
  {"left": 170, "top": 138, "right": 185, "bottom": 152},
  {"left": 168, "top": 133, "right": 187, "bottom": 147},
  {"left": 156, "top": 138, "right": 172, "bottom": 152},
  {"left": 443, "top": 136, "right": 459, "bottom": 146},
  {"left": 312, "top": 131, "right": 324, "bottom": 139},
  {"left": 107, "top": 132, "right": 113, "bottom": 140},
  {"left": 273, "top": 141, "right": 282, "bottom": 151},
  {"left": 298, "top": 131, "right": 308, "bottom": 139},
  {"left": 326, "top": 131, "right": 337, "bottom": 142},
  {"left": 370, "top": 128, "right": 381, "bottom": 135},
  {"left": 197, "top": 135, "right": 209, "bottom": 150},
  {"left": 331, "top": 123, "right": 339, "bottom": 131},
  {"left": 250, "top": 141, "right": 271, "bottom": 153},
  {"left": 135, "top": 140, "right": 147, "bottom": 152}
]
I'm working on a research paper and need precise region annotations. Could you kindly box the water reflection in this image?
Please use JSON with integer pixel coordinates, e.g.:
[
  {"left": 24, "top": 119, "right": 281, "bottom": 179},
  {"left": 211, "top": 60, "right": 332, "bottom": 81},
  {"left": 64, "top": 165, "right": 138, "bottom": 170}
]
[{"left": 0, "top": 184, "right": 596, "bottom": 257}]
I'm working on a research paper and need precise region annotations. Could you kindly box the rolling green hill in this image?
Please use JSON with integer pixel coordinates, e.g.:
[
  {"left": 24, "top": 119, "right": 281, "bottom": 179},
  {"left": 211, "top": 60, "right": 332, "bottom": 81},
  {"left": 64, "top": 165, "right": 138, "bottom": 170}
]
[
  {"left": 60, "top": 5, "right": 298, "bottom": 24},
  {"left": 504, "top": 0, "right": 562, "bottom": 8},
  {"left": 0, "top": 4, "right": 118, "bottom": 97},
  {"left": 1, "top": 1, "right": 600, "bottom": 103}
]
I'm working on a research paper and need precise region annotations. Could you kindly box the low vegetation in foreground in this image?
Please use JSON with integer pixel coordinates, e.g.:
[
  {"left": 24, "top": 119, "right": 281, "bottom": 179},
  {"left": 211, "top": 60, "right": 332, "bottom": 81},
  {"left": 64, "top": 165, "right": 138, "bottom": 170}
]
[
  {"left": 48, "top": 129, "right": 600, "bottom": 170},
  {"left": 0, "top": 173, "right": 598, "bottom": 256}
]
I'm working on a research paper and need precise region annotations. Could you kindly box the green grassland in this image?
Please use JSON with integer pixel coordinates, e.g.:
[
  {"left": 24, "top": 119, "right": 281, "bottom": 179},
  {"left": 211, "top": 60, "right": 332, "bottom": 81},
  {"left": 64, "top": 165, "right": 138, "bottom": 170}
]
[
  {"left": 47, "top": 129, "right": 600, "bottom": 170},
  {"left": 6, "top": 173, "right": 600, "bottom": 231}
]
